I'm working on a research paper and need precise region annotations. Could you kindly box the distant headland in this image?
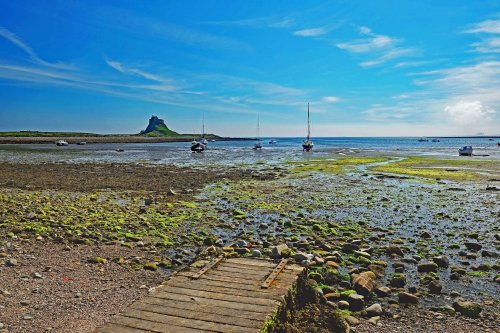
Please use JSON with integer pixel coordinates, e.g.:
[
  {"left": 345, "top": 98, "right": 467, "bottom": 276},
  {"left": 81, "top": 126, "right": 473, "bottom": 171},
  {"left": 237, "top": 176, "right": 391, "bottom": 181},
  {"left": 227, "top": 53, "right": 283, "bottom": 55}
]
[{"left": 0, "top": 115, "right": 251, "bottom": 144}]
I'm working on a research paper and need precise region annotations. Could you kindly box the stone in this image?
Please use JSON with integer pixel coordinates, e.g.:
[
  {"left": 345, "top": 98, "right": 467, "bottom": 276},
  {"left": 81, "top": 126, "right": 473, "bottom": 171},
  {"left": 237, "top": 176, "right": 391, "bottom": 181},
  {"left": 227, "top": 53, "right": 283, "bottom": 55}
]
[
  {"left": 32, "top": 272, "right": 42, "bottom": 279},
  {"left": 428, "top": 280, "right": 442, "bottom": 294},
  {"left": 353, "top": 271, "right": 377, "bottom": 296},
  {"left": 464, "top": 242, "right": 482, "bottom": 252},
  {"left": 342, "top": 243, "right": 359, "bottom": 253},
  {"left": 433, "top": 255, "right": 449, "bottom": 268},
  {"left": 5, "top": 258, "right": 17, "bottom": 266},
  {"left": 348, "top": 293, "right": 365, "bottom": 311},
  {"left": 292, "top": 252, "right": 313, "bottom": 262},
  {"left": 326, "top": 261, "right": 339, "bottom": 268},
  {"left": 417, "top": 262, "right": 438, "bottom": 273},
  {"left": 385, "top": 245, "right": 404, "bottom": 257},
  {"left": 452, "top": 300, "right": 482, "bottom": 318},
  {"left": 375, "top": 286, "right": 391, "bottom": 297},
  {"left": 324, "top": 293, "right": 341, "bottom": 301},
  {"left": 271, "top": 244, "right": 288, "bottom": 258},
  {"left": 251, "top": 250, "right": 261, "bottom": 257},
  {"left": 389, "top": 274, "right": 406, "bottom": 288},
  {"left": 420, "top": 231, "right": 432, "bottom": 238},
  {"left": 368, "top": 316, "right": 380, "bottom": 325},
  {"left": 338, "top": 300, "right": 350, "bottom": 310},
  {"left": 366, "top": 303, "right": 383, "bottom": 317},
  {"left": 354, "top": 250, "right": 371, "bottom": 259},
  {"left": 430, "top": 305, "right": 455, "bottom": 315},
  {"left": 345, "top": 315, "right": 360, "bottom": 326},
  {"left": 236, "top": 240, "right": 247, "bottom": 247},
  {"left": 368, "top": 264, "right": 385, "bottom": 278},
  {"left": 0, "top": 322, "right": 3, "bottom": 329},
  {"left": 481, "top": 250, "right": 498, "bottom": 258},
  {"left": 398, "top": 292, "right": 418, "bottom": 304}
]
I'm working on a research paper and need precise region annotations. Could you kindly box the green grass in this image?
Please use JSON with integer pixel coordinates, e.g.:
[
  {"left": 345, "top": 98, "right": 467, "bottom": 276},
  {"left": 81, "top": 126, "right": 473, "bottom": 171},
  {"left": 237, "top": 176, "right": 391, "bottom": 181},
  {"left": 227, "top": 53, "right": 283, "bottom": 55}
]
[
  {"left": 288, "top": 157, "right": 389, "bottom": 174},
  {"left": 0, "top": 131, "right": 102, "bottom": 137}
]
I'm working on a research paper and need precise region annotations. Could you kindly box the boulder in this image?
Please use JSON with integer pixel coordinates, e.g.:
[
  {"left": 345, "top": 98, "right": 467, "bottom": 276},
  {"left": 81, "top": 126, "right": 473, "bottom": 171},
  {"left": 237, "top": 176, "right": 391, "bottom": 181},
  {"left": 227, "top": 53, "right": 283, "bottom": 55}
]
[
  {"left": 348, "top": 293, "right": 365, "bottom": 311},
  {"left": 366, "top": 303, "right": 383, "bottom": 317},
  {"left": 433, "top": 255, "right": 449, "bottom": 268},
  {"left": 389, "top": 274, "right": 406, "bottom": 288},
  {"left": 428, "top": 280, "right": 442, "bottom": 294},
  {"left": 385, "top": 245, "right": 404, "bottom": 257},
  {"left": 368, "top": 264, "right": 385, "bottom": 278},
  {"left": 271, "top": 244, "right": 288, "bottom": 258},
  {"left": 353, "top": 271, "right": 377, "bottom": 296},
  {"left": 453, "top": 300, "right": 482, "bottom": 318},
  {"left": 398, "top": 292, "right": 418, "bottom": 304},
  {"left": 464, "top": 242, "right": 482, "bottom": 252},
  {"left": 417, "top": 262, "right": 438, "bottom": 273},
  {"left": 375, "top": 286, "right": 391, "bottom": 297}
]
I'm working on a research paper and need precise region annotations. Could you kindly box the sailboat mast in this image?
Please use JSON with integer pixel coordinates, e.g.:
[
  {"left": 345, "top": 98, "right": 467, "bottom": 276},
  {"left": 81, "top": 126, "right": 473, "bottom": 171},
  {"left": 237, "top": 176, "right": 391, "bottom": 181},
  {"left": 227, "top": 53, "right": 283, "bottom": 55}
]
[
  {"left": 202, "top": 112, "right": 205, "bottom": 138},
  {"left": 307, "top": 103, "right": 310, "bottom": 140},
  {"left": 257, "top": 114, "right": 260, "bottom": 139}
]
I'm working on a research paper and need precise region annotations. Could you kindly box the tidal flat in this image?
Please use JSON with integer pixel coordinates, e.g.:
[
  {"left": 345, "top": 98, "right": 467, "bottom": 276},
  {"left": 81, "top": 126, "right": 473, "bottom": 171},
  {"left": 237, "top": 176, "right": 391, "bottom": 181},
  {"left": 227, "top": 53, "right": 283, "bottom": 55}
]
[{"left": 0, "top": 154, "right": 498, "bottom": 332}]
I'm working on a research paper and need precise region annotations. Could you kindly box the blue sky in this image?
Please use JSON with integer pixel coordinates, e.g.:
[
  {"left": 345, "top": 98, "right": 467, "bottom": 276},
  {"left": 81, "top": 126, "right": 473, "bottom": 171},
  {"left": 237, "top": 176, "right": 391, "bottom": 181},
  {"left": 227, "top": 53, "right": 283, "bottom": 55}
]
[{"left": 0, "top": 0, "right": 499, "bottom": 136}]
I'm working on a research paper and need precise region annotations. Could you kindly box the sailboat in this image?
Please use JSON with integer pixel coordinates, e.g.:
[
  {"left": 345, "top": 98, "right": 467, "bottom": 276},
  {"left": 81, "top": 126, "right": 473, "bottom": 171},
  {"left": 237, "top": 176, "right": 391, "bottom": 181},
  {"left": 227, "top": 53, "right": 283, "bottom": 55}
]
[
  {"left": 253, "top": 114, "right": 263, "bottom": 150},
  {"left": 302, "top": 103, "right": 314, "bottom": 151},
  {"left": 190, "top": 121, "right": 206, "bottom": 153},
  {"left": 198, "top": 113, "right": 209, "bottom": 146}
]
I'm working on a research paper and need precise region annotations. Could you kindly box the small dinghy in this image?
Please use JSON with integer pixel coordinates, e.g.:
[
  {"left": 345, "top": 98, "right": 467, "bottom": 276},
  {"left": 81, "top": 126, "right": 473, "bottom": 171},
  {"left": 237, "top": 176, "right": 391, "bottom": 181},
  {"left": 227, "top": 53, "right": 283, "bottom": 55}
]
[
  {"left": 77, "top": 141, "right": 87, "bottom": 145},
  {"left": 458, "top": 146, "right": 473, "bottom": 156},
  {"left": 55, "top": 140, "right": 68, "bottom": 146},
  {"left": 269, "top": 139, "right": 277, "bottom": 144}
]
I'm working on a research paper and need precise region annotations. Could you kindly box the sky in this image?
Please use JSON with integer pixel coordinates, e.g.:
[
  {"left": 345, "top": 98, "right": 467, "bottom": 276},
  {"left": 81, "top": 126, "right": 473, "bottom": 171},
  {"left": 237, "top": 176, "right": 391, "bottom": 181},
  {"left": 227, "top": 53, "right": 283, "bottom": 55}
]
[{"left": 0, "top": 0, "right": 499, "bottom": 137}]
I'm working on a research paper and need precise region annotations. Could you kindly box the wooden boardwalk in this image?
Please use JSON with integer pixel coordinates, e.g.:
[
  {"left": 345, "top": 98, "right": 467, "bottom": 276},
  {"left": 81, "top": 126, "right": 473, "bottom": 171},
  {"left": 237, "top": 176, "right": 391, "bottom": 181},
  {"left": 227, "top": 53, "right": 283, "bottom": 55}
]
[{"left": 94, "top": 257, "right": 304, "bottom": 333}]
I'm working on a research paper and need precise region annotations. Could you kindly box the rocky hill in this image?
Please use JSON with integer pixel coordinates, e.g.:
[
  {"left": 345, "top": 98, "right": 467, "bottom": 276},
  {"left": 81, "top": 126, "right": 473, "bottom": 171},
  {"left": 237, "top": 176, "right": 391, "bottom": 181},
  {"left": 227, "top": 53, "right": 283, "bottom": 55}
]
[{"left": 140, "top": 116, "right": 181, "bottom": 137}]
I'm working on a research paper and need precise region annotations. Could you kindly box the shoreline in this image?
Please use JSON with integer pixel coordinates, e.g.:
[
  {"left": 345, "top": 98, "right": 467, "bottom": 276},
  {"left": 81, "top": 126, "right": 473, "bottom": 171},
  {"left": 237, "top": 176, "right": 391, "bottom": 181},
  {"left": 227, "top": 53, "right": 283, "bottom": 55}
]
[{"left": 0, "top": 136, "right": 255, "bottom": 144}]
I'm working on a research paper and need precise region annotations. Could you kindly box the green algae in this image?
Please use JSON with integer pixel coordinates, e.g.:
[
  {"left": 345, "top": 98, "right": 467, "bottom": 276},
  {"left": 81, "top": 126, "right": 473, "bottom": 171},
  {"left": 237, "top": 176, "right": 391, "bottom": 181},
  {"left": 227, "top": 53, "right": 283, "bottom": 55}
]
[{"left": 288, "top": 157, "right": 389, "bottom": 174}]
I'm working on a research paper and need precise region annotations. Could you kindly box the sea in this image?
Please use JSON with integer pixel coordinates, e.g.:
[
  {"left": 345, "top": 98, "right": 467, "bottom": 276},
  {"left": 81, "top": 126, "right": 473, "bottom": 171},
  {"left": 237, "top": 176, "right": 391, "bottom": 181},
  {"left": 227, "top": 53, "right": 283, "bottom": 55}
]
[{"left": 0, "top": 137, "right": 499, "bottom": 166}]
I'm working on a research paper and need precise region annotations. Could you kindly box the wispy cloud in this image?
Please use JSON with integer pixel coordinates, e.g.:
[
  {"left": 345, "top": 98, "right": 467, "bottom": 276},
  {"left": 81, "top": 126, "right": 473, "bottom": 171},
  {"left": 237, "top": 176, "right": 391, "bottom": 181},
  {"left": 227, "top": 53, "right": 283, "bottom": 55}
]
[
  {"left": 0, "top": 26, "right": 73, "bottom": 70},
  {"left": 464, "top": 17, "right": 500, "bottom": 53},
  {"left": 337, "top": 26, "right": 415, "bottom": 67},
  {"left": 322, "top": 96, "right": 340, "bottom": 103},
  {"left": 293, "top": 27, "right": 328, "bottom": 37},
  {"left": 464, "top": 18, "right": 500, "bottom": 34},
  {"left": 200, "top": 16, "right": 294, "bottom": 29}
]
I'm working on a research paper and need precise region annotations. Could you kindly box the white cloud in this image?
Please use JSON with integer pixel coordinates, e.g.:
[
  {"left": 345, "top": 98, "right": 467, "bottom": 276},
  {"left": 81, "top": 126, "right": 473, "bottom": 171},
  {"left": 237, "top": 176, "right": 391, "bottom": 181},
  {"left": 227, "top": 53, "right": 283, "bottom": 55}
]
[
  {"left": 0, "top": 26, "right": 73, "bottom": 70},
  {"left": 464, "top": 19, "right": 500, "bottom": 34},
  {"left": 293, "top": 27, "right": 327, "bottom": 37},
  {"left": 471, "top": 37, "right": 500, "bottom": 53},
  {"left": 337, "top": 34, "right": 394, "bottom": 53},
  {"left": 105, "top": 59, "right": 176, "bottom": 87},
  {"left": 444, "top": 100, "right": 495, "bottom": 125},
  {"left": 322, "top": 96, "right": 340, "bottom": 103}
]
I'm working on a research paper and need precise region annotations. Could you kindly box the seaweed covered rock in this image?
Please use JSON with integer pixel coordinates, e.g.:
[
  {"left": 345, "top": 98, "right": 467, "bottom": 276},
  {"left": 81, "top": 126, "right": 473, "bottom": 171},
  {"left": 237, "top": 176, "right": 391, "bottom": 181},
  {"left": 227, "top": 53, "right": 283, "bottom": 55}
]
[
  {"left": 353, "top": 271, "right": 377, "bottom": 296},
  {"left": 453, "top": 300, "right": 482, "bottom": 318}
]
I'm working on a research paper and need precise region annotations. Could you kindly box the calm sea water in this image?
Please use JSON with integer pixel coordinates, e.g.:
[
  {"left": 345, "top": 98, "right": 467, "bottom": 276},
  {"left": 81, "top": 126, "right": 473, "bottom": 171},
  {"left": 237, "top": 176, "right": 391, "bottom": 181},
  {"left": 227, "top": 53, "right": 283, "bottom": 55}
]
[{"left": 1, "top": 137, "right": 499, "bottom": 166}]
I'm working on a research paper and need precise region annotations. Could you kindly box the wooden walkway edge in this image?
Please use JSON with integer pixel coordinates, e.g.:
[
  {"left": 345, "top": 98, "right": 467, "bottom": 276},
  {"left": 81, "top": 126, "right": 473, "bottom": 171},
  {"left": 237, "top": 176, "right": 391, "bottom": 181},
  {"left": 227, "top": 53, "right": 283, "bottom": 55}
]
[{"left": 94, "top": 257, "right": 304, "bottom": 333}]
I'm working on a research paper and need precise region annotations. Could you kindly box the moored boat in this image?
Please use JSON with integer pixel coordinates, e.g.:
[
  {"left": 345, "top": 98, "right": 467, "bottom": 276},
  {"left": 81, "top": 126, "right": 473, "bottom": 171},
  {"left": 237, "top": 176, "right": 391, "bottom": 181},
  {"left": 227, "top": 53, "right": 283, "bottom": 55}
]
[
  {"left": 191, "top": 140, "right": 206, "bottom": 153},
  {"left": 269, "top": 139, "right": 277, "bottom": 144},
  {"left": 302, "top": 103, "right": 314, "bottom": 151},
  {"left": 55, "top": 140, "right": 68, "bottom": 146},
  {"left": 458, "top": 146, "right": 473, "bottom": 156}
]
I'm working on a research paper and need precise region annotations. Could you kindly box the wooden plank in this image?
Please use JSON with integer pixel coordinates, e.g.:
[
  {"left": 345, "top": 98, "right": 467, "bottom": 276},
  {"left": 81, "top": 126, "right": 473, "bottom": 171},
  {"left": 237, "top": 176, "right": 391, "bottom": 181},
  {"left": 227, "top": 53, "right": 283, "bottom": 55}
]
[
  {"left": 162, "top": 279, "right": 284, "bottom": 299},
  {"left": 110, "top": 315, "right": 212, "bottom": 333},
  {"left": 192, "top": 256, "right": 224, "bottom": 280},
  {"left": 225, "top": 258, "right": 278, "bottom": 268},
  {"left": 204, "top": 269, "right": 267, "bottom": 280},
  {"left": 155, "top": 286, "right": 278, "bottom": 306},
  {"left": 177, "top": 270, "right": 297, "bottom": 289},
  {"left": 95, "top": 322, "right": 151, "bottom": 333},
  {"left": 164, "top": 276, "right": 286, "bottom": 293},
  {"left": 130, "top": 301, "right": 263, "bottom": 329},
  {"left": 222, "top": 261, "right": 302, "bottom": 273},
  {"left": 151, "top": 291, "right": 275, "bottom": 313},
  {"left": 215, "top": 265, "right": 272, "bottom": 276},
  {"left": 262, "top": 259, "right": 288, "bottom": 289},
  {"left": 138, "top": 297, "right": 270, "bottom": 322},
  {"left": 122, "top": 308, "right": 258, "bottom": 333}
]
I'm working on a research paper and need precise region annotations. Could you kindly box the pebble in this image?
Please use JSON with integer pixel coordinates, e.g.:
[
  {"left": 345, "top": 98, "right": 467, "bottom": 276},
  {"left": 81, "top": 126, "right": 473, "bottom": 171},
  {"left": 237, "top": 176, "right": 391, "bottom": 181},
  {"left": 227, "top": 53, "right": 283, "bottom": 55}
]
[
  {"left": 251, "top": 250, "right": 261, "bottom": 257},
  {"left": 368, "top": 316, "right": 380, "bottom": 325},
  {"left": 22, "top": 315, "right": 33, "bottom": 321},
  {"left": 366, "top": 303, "right": 383, "bottom": 317},
  {"left": 32, "top": 272, "right": 43, "bottom": 279},
  {"left": 0, "top": 323, "right": 4, "bottom": 329},
  {"left": 5, "top": 258, "right": 17, "bottom": 266}
]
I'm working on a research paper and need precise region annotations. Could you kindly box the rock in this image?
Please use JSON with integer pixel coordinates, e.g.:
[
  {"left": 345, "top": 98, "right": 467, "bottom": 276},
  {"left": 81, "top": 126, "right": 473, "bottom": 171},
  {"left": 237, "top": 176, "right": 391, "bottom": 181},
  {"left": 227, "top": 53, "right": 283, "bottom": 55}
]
[
  {"left": 417, "top": 262, "right": 438, "bottom": 273},
  {"left": 428, "top": 280, "right": 442, "bottom": 294},
  {"left": 342, "top": 243, "right": 359, "bottom": 253},
  {"left": 324, "top": 293, "right": 341, "bottom": 301},
  {"left": 144, "top": 198, "right": 153, "bottom": 206},
  {"left": 22, "top": 315, "right": 33, "bottom": 320},
  {"left": 420, "top": 231, "right": 432, "bottom": 238},
  {"left": 389, "top": 274, "right": 406, "bottom": 288},
  {"left": 464, "top": 242, "right": 482, "bottom": 252},
  {"left": 271, "top": 244, "right": 288, "bottom": 258},
  {"left": 353, "top": 271, "right": 377, "bottom": 296},
  {"left": 430, "top": 305, "right": 455, "bottom": 315},
  {"left": 292, "top": 252, "right": 313, "bottom": 262},
  {"left": 398, "top": 292, "right": 418, "bottom": 304},
  {"left": 236, "top": 240, "right": 247, "bottom": 247},
  {"left": 368, "top": 316, "right": 380, "bottom": 325},
  {"left": 354, "top": 250, "right": 371, "bottom": 259},
  {"left": 20, "top": 300, "right": 31, "bottom": 306},
  {"left": 326, "top": 261, "right": 339, "bottom": 268},
  {"left": 345, "top": 315, "right": 360, "bottom": 326},
  {"left": 366, "top": 303, "right": 383, "bottom": 317},
  {"left": 433, "top": 255, "right": 449, "bottom": 268},
  {"left": 375, "top": 286, "right": 391, "bottom": 297},
  {"left": 368, "top": 264, "right": 385, "bottom": 278},
  {"left": 338, "top": 300, "right": 350, "bottom": 310},
  {"left": 143, "top": 262, "right": 158, "bottom": 271},
  {"left": 452, "top": 300, "right": 482, "bottom": 318},
  {"left": 0, "top": 322, "right": 3, "bottom": 329},
  {"left": 5, "top": 258, "right": 17, "bottom": 266},
  {"left": 481, "top": 250, "right": 498, "bottom": 258},
  {"left": 251, "top": 250, "right": 261, "bottom": 257},
  {"left": 348, "top": 293, "right": 365, "bottom": 311},
  {"left": 385, "top": 245, "right": 404, "bottom": 257},
  {"left": 32, "top": 272, "right": 42, "bottom": 279}
]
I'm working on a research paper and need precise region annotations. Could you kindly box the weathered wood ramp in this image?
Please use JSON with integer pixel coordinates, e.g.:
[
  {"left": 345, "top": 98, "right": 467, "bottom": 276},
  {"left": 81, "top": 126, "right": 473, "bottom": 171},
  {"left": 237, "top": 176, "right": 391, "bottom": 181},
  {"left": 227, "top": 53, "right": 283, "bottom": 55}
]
[{"left": 94, "top": 257, "right": 304, "bottom": 333}]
